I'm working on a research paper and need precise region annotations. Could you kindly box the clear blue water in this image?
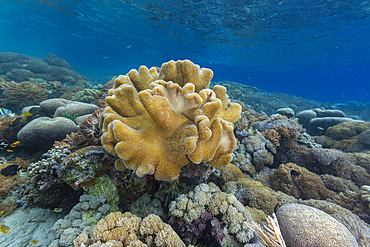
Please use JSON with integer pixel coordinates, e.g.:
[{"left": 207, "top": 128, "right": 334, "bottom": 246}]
[{"left": 0, "top": 0, "right": 369, "bottom": 103}]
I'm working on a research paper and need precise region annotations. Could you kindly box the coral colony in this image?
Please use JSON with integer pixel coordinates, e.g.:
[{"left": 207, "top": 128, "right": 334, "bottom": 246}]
[{"left": 0, "top": 58, "right": 368, "bottom": 247}]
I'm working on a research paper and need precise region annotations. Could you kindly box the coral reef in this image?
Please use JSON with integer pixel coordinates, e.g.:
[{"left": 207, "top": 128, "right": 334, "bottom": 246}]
[
  {"left": 327, "top": 189, "right": 370, "bottom": 223},
  {"left": 314, "top": 121, "right": 370, "bottom": 152},
  {"left": 72, "top": 89, "right": 101, "bottom": 103},
  {"left": 83, "top": 175, "right": 119, "bottom": 212},
  {"left": 57, "top": 146, "right": 113, "bottom": 190},
  {"left": 55, "top": 108, "right": 104, "bottom": 152},
  {"left": 360, "top": 185, "right": 370, "bottom": 209},
  {"left": 20, "top": 146, "right": 82, "bottom": 209},
  {"left": 320, "top": 174, "right": 358, "bottom": 193},
  {"left": 233, "top": 130, "right": 275, "bottom": 173},
  {"left": 295, "top": 200, "right": 370, "bottom": 247},
  {"left": 272, "top": 192, "right": 370, "bottom": 247},
  {"left": 276, "top": 203, "right": 359, "bottom": 247},
  {"left": 0, "top": 115, "right": 27, "bottom": 146},
  {"left": 221, "top": 164, "right": 278, "bottom": 215},
  {"left": 270, "top": 162, "right": 336, "bottom": 200},
  {"left": 0, "top": 158, "right": 29, "bottom": 206},
  {"left": 213, "top": 81, "right": 323, "bottom": 116},
  {"left": 245, "top": 213, "right": 286, "bottom": 247},
  {"left": 99, "top": 60, "right": 241, "bottom": 180},
  {"left": 130, "top": 193, "right": 163, "bottom": 218},
  {"left": 276, "top": 107, "right": 294, "bottom": 118},
  {"left": 1, "top": 81, "right": 48, "bottom": 112},
  {"left": 346, "top": 152, "right": 370, "bottom": 174},
  {"left": 295, "top": 108, "right": 357, "bottom": 136},
  {"left": 94, "top": 80, "right": 115, "bottom": 108},
  {"left": 51, "top": 194, "right": 111, "bottom": 247},
  {"left": 326, "top": 121, "right": 370, "bottom": 140},
  {"left": 332, "top": 101, "right": 370, "bottom": 121},
  {"left": 0, "top": 52, "right": 87, "bottom": 85},
  {"left": 74, "top": 211, "right": 185, "bottom": 247},
  {"left": 40, "top": 98, "right": 99, "bottom": 118},
  {"left": 169, "top": 182, "right": 255, "bottom": 244},
  {"left": 17, "top": 116, "right": 79, "bottom": 150},
  {"left": 292, "top": 147, "right": 370, "bottom": 186}
]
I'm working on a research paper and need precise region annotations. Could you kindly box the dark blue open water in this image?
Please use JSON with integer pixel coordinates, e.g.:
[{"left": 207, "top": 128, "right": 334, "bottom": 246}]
[{"left": 0, "top": 0, "right": 369, "bottom": 103}]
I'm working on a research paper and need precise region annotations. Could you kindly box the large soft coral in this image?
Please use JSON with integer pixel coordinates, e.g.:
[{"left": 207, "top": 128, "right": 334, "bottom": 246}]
[{"left": 99, "top": 60, "right": 241, "bottom": 180}]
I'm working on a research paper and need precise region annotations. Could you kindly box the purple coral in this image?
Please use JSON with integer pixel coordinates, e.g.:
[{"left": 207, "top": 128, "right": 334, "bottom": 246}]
[{"left": 172, "top": 212, "right": 225, "bottom": 246}]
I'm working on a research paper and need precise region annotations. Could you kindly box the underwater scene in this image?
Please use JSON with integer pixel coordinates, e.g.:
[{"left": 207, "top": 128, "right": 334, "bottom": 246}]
[{"left": 0, "top": 0, "right": 369, "bottom": 247}]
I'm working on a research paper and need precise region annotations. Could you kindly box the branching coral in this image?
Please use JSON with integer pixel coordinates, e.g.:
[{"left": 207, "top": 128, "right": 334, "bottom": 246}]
[
  {"left": 99, "top": 60, "right": 241, "bottom": 181},
  {"left": 20, "top": 146, "right": 82, "bottom": 209},
  {"left": 245, "top": 213, "right": 286, "bottom": 247},
  {"left": 169, "top": 182, "right": 254, "bottom": 244}
]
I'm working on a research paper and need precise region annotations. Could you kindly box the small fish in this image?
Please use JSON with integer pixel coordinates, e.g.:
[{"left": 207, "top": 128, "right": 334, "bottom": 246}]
[
  {"left": 290, "top": 169, "right": 301, "bottom": 177},
  {"left": 127, "top": 45, "right": 132, "bottom": 48},
  {"left": 20, "top": 112, "right": 33, "bottom": 118},
  {"left": 34, "top": 78, "right": 45, "bottom": 83},
  {"left": 0, "top": 108, "right": 14, "bottom": 118},
  {"left": 102, "top": 56, "right": 109, "bottom": 59},
  {"left": 6, "top": 149, "right": 14, "bottom": 153},
  {"left": 0, "top": 224, "right": 9, "bottom": 234},
  {"left": 10, "top": 141, "right": 21, "bottom": 148},
  {"left": 21, "top": 64, "right": 28, "bottom": 67},
  {"left": 0, "top": 211, "right": 4, "bottom": 216},
  {"left": 0, "top": 108, "right": 9, "bottom": 116},
  {"left": 317, "top": 127, "right": 324, "bottom": 131},
  {"left": 53, "top": 208, "right": 63, "bottom": 213},
  {"left": 31, "top": 240, "right": 39, "bottom": 245},
  {"left": 1, "top": 164, "right": 20, "bottom": 176}
]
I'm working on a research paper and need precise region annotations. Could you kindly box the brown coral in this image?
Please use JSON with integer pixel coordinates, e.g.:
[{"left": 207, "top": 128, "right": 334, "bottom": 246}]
[
  {"left": 99, "top": 60, "right": 241, "bottom": 180},
  {"left": 262, "top": 129, "right": 281, "bottom": 147},
  {"left": 55, "top": 108, "right": 103, "bottom": 151},
  {"left": 1, "top": 81, "right": 48, "bottom": 111},
  {"left": 270, "top": 163, "right": 336, "bottom": 200}
]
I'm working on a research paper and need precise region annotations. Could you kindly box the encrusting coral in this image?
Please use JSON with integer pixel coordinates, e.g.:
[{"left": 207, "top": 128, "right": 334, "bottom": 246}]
[
  {"left": 99, "top": 60, "right": 241, "bottom": 180},
  {"left": 57, "top": 146, "right": 113, "bottom": 190},
  {"left": 51, "top": 194, "right": 111, "bottom": 247}
]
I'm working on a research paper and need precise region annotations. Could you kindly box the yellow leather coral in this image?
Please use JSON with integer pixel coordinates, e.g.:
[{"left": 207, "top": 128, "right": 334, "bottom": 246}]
[{"left": 99, "top": 60, "right": 241, "bottom": 180}]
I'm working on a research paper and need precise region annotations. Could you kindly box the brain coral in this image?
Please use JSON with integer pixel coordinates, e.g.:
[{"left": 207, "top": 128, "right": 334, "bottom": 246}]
[
  {"left": 276, "top": 203, "right": 359, "bottom": 247},
  {"left": 99, "top": 60, "right": 241, "bottom": 181}
]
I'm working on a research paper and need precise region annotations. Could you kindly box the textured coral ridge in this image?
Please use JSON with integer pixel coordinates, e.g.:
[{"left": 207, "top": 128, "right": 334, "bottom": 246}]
[{"left": 99, "top": 60, "right": 242, "bottom": 180}]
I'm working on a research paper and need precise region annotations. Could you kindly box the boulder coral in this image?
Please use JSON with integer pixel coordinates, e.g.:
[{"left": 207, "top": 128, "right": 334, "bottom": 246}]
[
  {"left": 276, "top": 203, "right": 359, "bottom": 247},
  {"left": 99, "top": 60, "right": 241, "bottom": 180}
]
